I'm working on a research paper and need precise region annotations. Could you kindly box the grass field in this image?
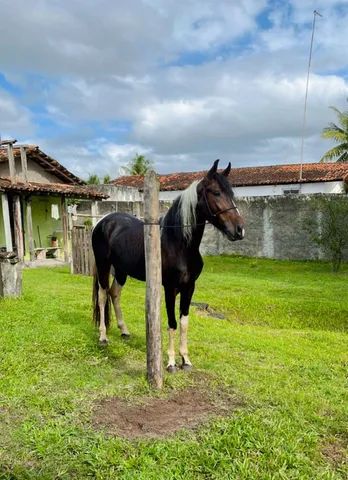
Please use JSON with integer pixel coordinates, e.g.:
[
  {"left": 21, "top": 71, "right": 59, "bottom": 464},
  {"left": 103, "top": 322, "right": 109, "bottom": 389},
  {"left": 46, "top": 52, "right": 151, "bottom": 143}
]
[{"left": 0, "top": 256, "right": 347, "bottom": 479}]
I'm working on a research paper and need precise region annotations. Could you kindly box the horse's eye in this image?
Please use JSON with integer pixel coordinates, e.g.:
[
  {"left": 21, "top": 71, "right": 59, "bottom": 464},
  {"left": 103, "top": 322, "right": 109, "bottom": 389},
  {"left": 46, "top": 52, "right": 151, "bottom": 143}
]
[{"left": 213, "top": 191, "right": 221, "bottom": 197}]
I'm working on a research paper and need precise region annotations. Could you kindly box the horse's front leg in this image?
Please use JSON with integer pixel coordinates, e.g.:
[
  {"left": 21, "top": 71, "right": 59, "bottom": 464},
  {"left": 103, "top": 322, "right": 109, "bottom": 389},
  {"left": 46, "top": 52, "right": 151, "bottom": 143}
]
[
  {"left": 164, "top": 286, "right": 178, "bottom": 373},
  {"left": 179, "top": 282, "right": 195, "bottom": 370}
]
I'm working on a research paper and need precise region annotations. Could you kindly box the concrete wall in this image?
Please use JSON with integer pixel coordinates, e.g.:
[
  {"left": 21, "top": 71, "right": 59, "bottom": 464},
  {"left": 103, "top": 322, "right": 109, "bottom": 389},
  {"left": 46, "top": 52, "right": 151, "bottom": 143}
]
[
  {"left": 201, "top": 194, "right": 348, "bottom": 260},
  {"left": 200, "top": 195, "right": 320, "bottom": 259},
  {"left": 96, "top": 185, "right": 143, "bottom": 202},
  {"left": 74, "top": 199, "right": 171, "bottom": 226},
  {"left": 74, "top": 194, "right": 348, "bottom": 261}
]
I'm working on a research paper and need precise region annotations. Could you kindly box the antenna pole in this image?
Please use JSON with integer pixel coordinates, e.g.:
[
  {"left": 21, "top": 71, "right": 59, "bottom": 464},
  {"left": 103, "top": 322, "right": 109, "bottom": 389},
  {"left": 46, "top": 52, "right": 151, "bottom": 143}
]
[{"left": 299, "top": 10, "right": 322, "bottom": 181}]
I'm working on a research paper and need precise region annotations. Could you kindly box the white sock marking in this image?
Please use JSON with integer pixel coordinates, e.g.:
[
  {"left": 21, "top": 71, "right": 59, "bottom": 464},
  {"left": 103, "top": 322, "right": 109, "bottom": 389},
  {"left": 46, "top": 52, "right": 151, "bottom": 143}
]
[
  {"left": 179, "top": 315, "right": 192, "bottom": 366},
  {"left": 167, "top": 328, "right": 176, "bottom": 367},
  {"left": 98, "top": 287, "right": 108, "bottom": 342},
  {"left": 110, "top": 280, "right": 129, "bottom": 336}
]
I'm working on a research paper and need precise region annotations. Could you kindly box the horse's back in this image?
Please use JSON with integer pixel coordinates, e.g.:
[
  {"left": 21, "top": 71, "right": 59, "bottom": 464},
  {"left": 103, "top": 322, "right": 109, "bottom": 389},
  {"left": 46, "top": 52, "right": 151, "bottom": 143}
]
[{"left": 92, "top": 213, "right": 146, "bottom": 281}]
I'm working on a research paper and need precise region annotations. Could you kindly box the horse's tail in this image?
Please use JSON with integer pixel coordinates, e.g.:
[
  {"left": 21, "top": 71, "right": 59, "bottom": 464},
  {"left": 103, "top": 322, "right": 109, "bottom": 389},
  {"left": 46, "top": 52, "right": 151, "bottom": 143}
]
[{"left": 92, "top": 263, "right": 111, "bottom": 329}]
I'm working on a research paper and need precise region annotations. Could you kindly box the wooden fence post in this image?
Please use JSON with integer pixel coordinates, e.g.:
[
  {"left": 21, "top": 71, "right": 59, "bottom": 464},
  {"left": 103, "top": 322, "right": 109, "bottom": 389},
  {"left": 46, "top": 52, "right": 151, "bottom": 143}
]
[
  {"left": 25, "top": 196, "right": 35, "bottom": 261},
  {"left": 20, "top": 146, "right": 29, "bottom": 182},
  {"left": 61, "top": 196, "right": 69, "bottom": 263},
  {"left": 144, "top": 171, "right": 163, "bottom": 389},
  {"left": 1, "top": 194, "right": 13, "bottom": 252},
  {"left": 7, "top": 143, "right": 16, "bottom": 181},
  {"left": 13, "top": 195, "right": 24, "bottom": 261}
]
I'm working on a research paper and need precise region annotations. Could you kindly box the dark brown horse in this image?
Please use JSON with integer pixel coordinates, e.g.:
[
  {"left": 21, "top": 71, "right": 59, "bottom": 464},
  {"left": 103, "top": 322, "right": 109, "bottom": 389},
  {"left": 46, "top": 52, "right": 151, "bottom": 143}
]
[{"left": 92, "top": 160, "right": 244, "bottom": 371}]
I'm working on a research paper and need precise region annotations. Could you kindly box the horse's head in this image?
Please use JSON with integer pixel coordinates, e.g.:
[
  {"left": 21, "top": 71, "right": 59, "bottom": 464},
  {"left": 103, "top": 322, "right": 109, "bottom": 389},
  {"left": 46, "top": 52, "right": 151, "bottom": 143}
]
[{"left": 198, "top": 159, "right": 244, "bottom": 241}]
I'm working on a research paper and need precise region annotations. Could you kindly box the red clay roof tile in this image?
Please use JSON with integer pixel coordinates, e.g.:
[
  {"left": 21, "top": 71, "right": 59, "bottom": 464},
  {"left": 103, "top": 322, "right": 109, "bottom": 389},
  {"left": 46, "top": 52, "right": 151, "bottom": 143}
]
[
  {"left": 0, "top": 176, "right": 107, "bottom": 199},
  {"left": 111, "top": 163, "right": 348, "bottom": 191}
]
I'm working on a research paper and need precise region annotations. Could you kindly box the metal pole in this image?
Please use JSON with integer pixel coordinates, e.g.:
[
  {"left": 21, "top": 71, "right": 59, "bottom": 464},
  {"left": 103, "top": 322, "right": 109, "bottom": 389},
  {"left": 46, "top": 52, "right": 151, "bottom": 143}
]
[{"left": 299, "top": 10, "right": 322, "bottom": 181}]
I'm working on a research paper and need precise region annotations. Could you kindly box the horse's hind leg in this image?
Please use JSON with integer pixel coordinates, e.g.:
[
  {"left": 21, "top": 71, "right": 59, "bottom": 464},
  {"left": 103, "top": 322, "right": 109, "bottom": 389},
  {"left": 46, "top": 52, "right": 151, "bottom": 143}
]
[
  {"left": 109, "top": 278, "right": 130, "bottom": 337},
  {"left": 94, "top": 265, "right": 110, "bottom": 346},
  {"left": 98, "top": 287, "right": 109, "bottom": 345},
  {"left": 179, "top": 282, "right": 195, "bottom": 370}
]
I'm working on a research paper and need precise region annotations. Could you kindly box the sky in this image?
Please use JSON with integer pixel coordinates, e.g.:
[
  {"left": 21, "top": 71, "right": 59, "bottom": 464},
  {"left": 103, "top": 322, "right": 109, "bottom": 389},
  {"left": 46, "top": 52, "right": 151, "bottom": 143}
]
[{"left": 1, "top": 0, "right": 348, "bottom": 179}]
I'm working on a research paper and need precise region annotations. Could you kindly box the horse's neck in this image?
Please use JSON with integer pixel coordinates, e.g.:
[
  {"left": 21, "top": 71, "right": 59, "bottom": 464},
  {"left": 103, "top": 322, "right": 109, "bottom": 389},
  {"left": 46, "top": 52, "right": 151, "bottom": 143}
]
[
  {"left": 176, "top": 202, "right": 205, "bottom": 251},
  {"left": 162, "top": 201, "right": 206, "bottom": 251},
  {"left": 188, "top": 209, "right": 206, "bottom": 249}
]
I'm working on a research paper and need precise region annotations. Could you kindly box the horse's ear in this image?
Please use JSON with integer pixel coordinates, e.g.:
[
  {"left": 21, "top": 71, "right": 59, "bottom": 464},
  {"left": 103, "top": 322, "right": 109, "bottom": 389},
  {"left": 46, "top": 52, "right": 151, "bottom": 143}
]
[
  {"left": 207, "top": 159, "right": 219, "bottom": 178},
  {"left": 222, "top": 162, "right": 231, "bottom": 177}
]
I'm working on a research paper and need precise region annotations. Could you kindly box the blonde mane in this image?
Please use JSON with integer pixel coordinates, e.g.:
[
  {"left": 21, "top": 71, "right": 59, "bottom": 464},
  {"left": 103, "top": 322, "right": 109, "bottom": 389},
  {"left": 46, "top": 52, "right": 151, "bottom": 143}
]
[{"left": 178, "top": 180, "right": 200, "bottom": 242}]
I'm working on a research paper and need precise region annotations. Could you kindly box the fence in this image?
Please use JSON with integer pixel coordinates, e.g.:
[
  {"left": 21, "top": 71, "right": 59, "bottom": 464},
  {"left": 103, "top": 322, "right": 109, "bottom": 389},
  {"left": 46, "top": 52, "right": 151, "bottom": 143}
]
[{"left": 71, "top": 226, "right": 94, "bottom": 275}]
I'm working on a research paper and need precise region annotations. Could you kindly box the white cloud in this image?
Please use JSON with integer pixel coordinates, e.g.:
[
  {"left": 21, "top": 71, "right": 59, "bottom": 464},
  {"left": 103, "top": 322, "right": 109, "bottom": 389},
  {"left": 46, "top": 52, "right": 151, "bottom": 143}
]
[
  {"left": 1, "top": 0, "right": 348, "bottom": 175},
  {"left": 130, "top": 70, "right": 348, "bottom": 162},
  {"left": 0, "top": 90, "right": 33, "bottom": 138}
]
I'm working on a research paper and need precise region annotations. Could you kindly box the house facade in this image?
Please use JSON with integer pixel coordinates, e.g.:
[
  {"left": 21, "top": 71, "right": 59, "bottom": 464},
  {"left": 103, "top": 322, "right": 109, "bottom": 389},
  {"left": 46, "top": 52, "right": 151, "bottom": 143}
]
[{"left": 0, "top": 141, "right": 106, "bottom": 262}]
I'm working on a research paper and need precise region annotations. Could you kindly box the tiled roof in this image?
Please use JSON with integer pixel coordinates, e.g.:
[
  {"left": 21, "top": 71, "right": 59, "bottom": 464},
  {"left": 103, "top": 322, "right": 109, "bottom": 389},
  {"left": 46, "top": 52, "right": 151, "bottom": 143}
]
[
  {"left": 0, "top": 145, "right": 84, "bottom": 185},
  {"left": 0, "top": 177, "right": 108, "bottom": 200},
  {"left": 111, "top": 162, "right": 348, "bottom": 191}
]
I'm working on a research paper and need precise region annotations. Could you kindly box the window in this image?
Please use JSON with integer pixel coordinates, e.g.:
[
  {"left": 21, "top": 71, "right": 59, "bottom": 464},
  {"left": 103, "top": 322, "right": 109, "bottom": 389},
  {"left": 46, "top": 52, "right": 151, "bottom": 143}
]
[{"left": 283, "top": 188, "right": 300, "bottom": 195}]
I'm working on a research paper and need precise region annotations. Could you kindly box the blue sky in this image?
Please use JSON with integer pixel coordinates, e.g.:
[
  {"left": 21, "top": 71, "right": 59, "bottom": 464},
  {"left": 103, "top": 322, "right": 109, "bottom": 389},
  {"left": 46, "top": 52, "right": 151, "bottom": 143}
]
[{"left": 1, "top": 0, "right": 348, "bottom": 179}]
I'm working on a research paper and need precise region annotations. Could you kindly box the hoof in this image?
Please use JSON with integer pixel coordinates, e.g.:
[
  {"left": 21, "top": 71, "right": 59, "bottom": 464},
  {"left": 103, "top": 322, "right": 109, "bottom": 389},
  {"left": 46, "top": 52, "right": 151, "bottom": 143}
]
[
  {"left": 181, "top": 363, "right": 192, "bottom": 372},
  {"left": 121, "top": 333, "right": 130, "bottom": 340},
  {"left": 99, "top": 339, "right": 109, "bottom": 347},
  {"left": 166, "top": 365, "right": 177, "bottom": 374}
]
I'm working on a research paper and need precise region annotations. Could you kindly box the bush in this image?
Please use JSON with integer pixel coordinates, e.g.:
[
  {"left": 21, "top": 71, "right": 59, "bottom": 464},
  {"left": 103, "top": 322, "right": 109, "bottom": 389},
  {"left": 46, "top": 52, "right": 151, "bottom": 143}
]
[{"left": 306, "top": 196, "right": 348, "bottom": 272}]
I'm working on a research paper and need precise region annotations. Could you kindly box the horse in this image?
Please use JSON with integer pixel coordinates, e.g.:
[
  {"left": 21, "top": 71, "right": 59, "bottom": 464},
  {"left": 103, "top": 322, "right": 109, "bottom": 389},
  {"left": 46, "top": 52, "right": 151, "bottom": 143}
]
[{"left": 92, "top": 159, "right": 244, "bottom": 372}]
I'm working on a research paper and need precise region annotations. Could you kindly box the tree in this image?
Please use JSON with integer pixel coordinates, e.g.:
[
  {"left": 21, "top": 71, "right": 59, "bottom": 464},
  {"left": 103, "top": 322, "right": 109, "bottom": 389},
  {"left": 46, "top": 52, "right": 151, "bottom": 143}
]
[
  {"left": 320, "top": 105, "right": 348, "bottom": 163},
  {"left": 86, "top": 174, "right": 100, "bottom": 185},
  {"left": 103, "top": 174, "right": 111, "bottom": 184},
  {"left": 86, "top": 174, "right": 112, "bottom": 184},
  {"left": 124, "top": 154, "right": 153, "bottom": 175},
  {"left": 306, "top": 196, "right": 348, "bottom": 272}
]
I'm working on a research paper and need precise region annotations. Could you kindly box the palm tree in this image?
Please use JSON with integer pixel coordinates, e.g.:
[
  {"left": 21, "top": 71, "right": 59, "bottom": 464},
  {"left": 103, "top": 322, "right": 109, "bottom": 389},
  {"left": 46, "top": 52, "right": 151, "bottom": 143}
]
[
  {"left": 320, "top": 105, "right": 348, "bottom": 162},
  {"left": 86, "top": 174, "right": 100, "bottom": 184},
  {"left": 103, "top": 174, "right": 111, "bottom": 184},
  {"left": 124, "top": 154, "right": 153, "bottom": 175}
]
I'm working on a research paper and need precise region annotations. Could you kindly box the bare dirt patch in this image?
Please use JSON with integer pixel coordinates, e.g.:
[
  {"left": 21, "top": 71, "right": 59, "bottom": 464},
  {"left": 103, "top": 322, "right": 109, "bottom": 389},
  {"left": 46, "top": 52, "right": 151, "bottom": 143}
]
[
  {"left": 191, "top": 302, "right": 226, "bottom": 320},
  {"left": 93, "top": 386, "right": 242, "bottom": 440},
  {"left": 321, "top": 435, "right": 348, "bottom": 467}
]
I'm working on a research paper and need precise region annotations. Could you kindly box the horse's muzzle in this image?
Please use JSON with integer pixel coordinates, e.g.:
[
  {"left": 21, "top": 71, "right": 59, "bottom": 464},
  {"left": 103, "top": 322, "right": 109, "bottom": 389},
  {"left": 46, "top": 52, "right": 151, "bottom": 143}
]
[
  {"left": 235, "top": 225, "right": 245, "bottom": 240},
  {"left": 225, "top": 224, "right": 245, "bottom": 241}
]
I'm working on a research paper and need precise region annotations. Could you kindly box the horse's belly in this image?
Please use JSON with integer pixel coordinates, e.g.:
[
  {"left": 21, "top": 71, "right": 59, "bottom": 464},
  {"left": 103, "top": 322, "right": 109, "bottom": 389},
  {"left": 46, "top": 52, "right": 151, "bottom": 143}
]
[{"left": 129, "top": 267, "right": 146, "bottom": 282}]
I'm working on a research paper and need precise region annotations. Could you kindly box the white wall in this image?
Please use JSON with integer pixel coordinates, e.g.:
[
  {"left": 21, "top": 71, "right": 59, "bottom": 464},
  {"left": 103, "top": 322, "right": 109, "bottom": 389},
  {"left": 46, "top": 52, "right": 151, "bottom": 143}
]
[
  {"left": 159, "top": 181, "right": 344, "bottom": 200},
  {"left": 98, "top": 185, "right": 143, "bottom": 202},
  {"left": 234, "top": 181, "right": 344, "bottom": 197}
]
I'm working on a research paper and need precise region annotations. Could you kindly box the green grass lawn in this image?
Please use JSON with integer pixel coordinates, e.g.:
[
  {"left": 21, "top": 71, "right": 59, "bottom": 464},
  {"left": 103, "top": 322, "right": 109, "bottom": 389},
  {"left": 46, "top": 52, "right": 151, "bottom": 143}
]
[{"left": 0, "top": 256, "right": 347, "bottom": 479}]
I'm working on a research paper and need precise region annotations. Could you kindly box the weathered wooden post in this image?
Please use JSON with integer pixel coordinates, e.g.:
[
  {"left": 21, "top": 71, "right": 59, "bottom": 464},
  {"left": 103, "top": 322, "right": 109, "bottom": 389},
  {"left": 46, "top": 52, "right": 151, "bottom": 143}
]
[
  {"left": 143, "top": 170, "right": 163, "bottom": 389},
  {"left": 61, "top": 196, "right": 69, "bottom": 263},
  {"left": 1, "top": 194, "right": 13, "bottom": 252},
  {"left": 0, "top": 253, "right": 22, "bottom": 298},
  {"left": 13, "top": 195, "right": 24, "bottom": 261},
  {"left": 25, "top": 196, "right": 35, "bottom": 261},
  {"left": 20, "top": 146, "right": 29, "bottom": 182},
  {"left": 7, "top": 141, "right": 17, "bottom": 181}
]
